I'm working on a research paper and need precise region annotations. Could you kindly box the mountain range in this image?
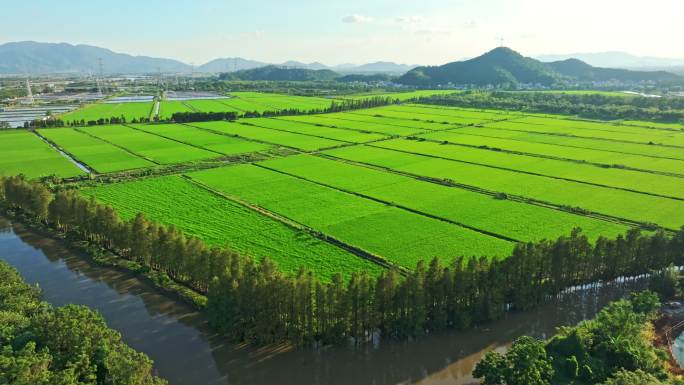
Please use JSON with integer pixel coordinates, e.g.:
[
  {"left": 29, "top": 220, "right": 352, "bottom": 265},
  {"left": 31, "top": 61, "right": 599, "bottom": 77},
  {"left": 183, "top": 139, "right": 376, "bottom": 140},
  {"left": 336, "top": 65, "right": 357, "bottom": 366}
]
[
  {"left": 398, "top": 47, "right": 682, "bottom": 86},
  {"left": 537, "top": 51, "right": 684, "bottom": 69},
  {"left": 0, "top": 41, "right": 416, "bottom": 75}
]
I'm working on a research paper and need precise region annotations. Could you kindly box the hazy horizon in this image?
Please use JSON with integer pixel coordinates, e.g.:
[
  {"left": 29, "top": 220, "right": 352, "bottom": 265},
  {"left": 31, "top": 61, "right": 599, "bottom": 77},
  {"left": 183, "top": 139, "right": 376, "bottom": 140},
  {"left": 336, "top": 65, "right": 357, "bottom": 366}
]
[{"left": 3, "top": 0, "right": 683, "bottom": 66}]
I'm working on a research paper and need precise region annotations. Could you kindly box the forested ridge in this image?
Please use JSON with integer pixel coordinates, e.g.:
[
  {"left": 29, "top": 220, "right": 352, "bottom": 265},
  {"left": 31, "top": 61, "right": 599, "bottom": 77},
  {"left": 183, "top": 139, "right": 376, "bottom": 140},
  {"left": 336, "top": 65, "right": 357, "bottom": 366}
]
[
  {"left": 0, "top": 260, "right": 167, "bottom": 384},
  {"left": 417, "top": 91, "right": 684, "bottom": 123},
  {"left": 2, "top": 175, "right": 684, "bottom": 347}
]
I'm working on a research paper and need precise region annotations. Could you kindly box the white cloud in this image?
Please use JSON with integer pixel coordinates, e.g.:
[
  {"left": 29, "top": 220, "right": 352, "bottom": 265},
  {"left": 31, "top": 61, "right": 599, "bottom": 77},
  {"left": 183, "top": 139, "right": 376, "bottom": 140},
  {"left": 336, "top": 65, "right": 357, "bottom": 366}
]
[
  {"left": 342, "top": 14, "right": 373, "bottom": 24},
  {"left": 395, "top": 16, "right": 424, "bottom": 24}
]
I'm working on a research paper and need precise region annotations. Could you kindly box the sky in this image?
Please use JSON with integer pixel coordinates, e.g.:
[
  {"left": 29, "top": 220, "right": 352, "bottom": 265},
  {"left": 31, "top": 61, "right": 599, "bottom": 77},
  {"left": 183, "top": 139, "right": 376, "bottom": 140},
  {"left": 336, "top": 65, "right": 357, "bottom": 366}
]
[{"left": 3, "top": 0, "right": 683, "bottom": 66}]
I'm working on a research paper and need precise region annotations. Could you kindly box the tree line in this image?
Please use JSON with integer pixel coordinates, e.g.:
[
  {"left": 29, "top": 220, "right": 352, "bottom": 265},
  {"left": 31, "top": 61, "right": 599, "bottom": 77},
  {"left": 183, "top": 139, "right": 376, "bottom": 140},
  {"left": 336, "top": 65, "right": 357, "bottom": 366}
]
[
  {"left": 417, "top": 91, "right": 684, "bottom": 123},
  {"left": 0, "top": 259, "right": 167, "bottom": 385},
  {"left": 474, "top": 291, "right": 672, "bottom": 385},
  {"left": 2, "top": 175, "right": 684, "bottom": 347}
]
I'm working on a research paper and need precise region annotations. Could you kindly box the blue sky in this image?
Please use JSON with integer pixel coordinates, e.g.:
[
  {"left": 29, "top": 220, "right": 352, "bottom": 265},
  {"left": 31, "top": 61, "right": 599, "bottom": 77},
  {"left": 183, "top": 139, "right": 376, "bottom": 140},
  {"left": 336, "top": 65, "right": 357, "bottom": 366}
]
[{"left": 3, "top": 0, "right": 682, "bottom": 65}]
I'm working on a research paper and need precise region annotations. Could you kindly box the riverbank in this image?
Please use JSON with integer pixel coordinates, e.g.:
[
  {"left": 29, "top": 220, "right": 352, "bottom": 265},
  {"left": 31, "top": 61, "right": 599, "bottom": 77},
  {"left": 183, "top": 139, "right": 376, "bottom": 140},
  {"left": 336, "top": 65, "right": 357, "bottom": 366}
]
[
  {"left": 1, "top": 206, "right": 207, "bottom": 310},
  {"left": 0, "top": 214, "right": 650, "bottom": 385},
  {"left": 654, "top": 305, "right": 684, "bottom": 376}
]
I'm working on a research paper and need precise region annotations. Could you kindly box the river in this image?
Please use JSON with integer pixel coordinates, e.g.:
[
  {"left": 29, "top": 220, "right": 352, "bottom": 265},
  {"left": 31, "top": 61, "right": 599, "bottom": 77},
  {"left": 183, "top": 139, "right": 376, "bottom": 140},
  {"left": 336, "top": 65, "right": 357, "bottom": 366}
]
[{"left": 0, "top": 216, "right": 645, "bottom": 385}]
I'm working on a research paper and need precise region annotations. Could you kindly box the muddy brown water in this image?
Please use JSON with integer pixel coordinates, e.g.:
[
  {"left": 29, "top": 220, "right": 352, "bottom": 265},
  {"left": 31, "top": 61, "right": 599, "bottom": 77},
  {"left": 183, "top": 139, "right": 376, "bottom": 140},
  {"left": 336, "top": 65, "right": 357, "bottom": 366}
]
[{"left": 0, "top": 216, "right": 644, "bottom": 385}]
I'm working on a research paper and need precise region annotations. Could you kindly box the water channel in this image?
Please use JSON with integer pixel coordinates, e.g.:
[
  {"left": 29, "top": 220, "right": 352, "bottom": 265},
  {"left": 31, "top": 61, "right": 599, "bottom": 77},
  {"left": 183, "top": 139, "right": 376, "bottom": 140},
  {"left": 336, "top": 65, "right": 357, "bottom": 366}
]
[{"left": 0, "top": 216, "right": 645, "bottom": 385}]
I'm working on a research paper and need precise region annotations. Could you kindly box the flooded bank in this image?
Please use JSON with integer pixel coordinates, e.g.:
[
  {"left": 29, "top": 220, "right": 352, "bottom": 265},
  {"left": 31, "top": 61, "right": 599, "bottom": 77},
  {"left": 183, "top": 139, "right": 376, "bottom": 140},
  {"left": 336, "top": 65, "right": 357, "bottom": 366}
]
[{"left": 0, "top": 216, "right": 645, "bottom": 385}]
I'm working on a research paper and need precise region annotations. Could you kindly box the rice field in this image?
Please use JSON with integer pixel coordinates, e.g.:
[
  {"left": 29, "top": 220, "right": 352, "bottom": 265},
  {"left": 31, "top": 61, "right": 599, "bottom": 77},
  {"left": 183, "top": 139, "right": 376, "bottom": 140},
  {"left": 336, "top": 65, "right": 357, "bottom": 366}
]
[
  {"left": 248, "top": 118, "right": 389, "bottom": 143},
  {"left": 188, "top": 164, "right": 515, "bottom": 269},
  {"left": 7, "top": 99, "right": 683, "bottom": 279},
  {"left": 82, "top": 176, "right": 381, "bottom": 280},
  {"left": 0, "top": 130, "right": 84, "bottom": 179},
  {"left": 188, "top": 121, "right": 344, "bottom": 151},
  {"left": 61, "top": 102, "right": 154, "bottom": 123},
  {"left": 132, "top": 123, "right": 272, "bottom": 156},
  {"left": 80, "top": 125, "right": 218, "bottom": 164},
  {"left": 324, "top": 144, "right": 684, "bottom": 230},
  {"left": 39, "top": 128, "right": 154, "bottom": 173}
]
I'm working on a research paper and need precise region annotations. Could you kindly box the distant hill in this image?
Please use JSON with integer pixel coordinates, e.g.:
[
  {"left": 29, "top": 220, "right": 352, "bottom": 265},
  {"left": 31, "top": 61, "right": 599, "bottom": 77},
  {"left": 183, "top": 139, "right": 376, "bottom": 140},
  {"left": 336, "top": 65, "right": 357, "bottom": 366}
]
[
  {"left": 345, "top": 62, "right": 416, "bottom": 74},
  {"left": 546, "top": 58, "right": 678, "bottom": 82},
  {"left": 399, "top": 48, "right": 557, "bottom": 86},
  {"left": 337, "top": 73, "right": 394, "bottom": 83},
  {"left": 280, "top": 61, "right": 329, "bottom": 70},
  {"left": 0, "top": 41, "right": 419, "bottom": 75},
  {"left": 537, "top": 51, "right": 684, "bottom": 69},
  {"left": 0, "top": 41, "right": 190, "bottom": 74},
  {"left": 398, "top": 47, "right": 682, "bottom": 86},
  {"left": 198, "top": 58, "right": 267, "bottom": 73},
  {"left": 220, "top": 65, "right": 340, "bottom": 81}
]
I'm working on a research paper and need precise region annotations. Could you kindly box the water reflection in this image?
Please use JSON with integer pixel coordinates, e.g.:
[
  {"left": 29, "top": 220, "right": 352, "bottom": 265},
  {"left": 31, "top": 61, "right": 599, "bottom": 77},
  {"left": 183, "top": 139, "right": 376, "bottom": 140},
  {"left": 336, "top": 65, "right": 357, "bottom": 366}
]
[{"left": 0, "top": 216, "right": 645, "bottom": 385}]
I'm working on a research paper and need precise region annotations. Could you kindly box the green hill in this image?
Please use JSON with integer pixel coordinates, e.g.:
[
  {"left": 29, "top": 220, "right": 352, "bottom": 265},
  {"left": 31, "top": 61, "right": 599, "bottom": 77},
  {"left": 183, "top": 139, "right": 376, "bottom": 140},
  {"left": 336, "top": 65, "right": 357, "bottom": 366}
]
[
  {"left": 219, "top": 65, "right": 339, "bottom": 81},
  {"left": 398, "top": 47, "right": 682, "bottom": 87}
]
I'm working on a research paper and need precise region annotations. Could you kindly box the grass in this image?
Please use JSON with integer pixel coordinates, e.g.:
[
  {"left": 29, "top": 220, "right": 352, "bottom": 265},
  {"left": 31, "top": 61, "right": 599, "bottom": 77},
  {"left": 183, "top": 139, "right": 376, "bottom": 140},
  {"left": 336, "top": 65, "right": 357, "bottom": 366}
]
[
  {"left": 188, "top": 121, "right": 344, "bottom": 151},
  {"left": 188, "top": 164, "right": 515, "bottom": 269},
  {"left": 80, "top": 125, "right": 218, "bottom": 164},
  {"left": 258, "top": 154, "right": 629, "bottom": 243},
  {"left": 410, "top": 134, "right": 684, "bottom": 199},
  {"left": 132, "top": 123, "right": 271, "bottom": 155},
  {"left": 61, "top": 102, "right": 153, "bottom": 123},
  {"left": 82, "top": 175, "right": 381, "bottom": 280},
  {"left": 324, "top": 144, "right": 684, "bottom": 230},
  {"left": 0, "top": 130, "right": 84, "bottom": 179},
  {"left": 248, "top": 118, "right": 389, "bottom": 143},
  {"left": 39, "top": 128, "right": 154, "bottom": 173}
]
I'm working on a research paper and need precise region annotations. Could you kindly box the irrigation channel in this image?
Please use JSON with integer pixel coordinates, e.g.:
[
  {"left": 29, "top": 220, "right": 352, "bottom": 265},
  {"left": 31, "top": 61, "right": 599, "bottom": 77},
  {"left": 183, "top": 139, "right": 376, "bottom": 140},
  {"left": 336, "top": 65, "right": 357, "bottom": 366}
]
[{"left": 0, "top": 215, "right": 651, "bottom": 385}]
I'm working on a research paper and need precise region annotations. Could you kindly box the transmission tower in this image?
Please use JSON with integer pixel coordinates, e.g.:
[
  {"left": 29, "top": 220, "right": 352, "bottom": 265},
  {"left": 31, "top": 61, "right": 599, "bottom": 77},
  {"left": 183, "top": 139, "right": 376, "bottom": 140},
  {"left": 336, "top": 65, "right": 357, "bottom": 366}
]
[
  {"left": 96, "top": 58, "right": 104, "bottom": 95},
  {"left": 25, "top": 78, "right": 34, "bottom": 104}
]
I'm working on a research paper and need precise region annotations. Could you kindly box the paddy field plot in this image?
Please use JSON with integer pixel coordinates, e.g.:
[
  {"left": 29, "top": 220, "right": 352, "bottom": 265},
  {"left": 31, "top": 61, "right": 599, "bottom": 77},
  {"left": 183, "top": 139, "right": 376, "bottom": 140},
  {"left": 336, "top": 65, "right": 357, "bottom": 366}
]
[
  {"left": 389, "top": 104, "right": 516, "bottom": 121},
  {"left": 324, "top": 144, "right": 684, "bottom": 230},
  {"left": 80, "top": 125, "right": 218, "bottom": 164},
  {"left": 621, "top": 120, "right": 684, "bottom": 130},
  {"left": 278, "top": 114, "right": 428, "bottom": 136},
  {"left": 82, "top": 176, "right": 381, "bottom": 280},
  {"left": 0, "top": 130, "right": 84, "bottom": 179},
  {"left": 406, "top": 134, "right": 684, "bottom": 199},
  {"left": 39, "top": 128, "right": 154, "bottom": 173},
  {"left": 248, "top": 118, "right": 389, "bottom": 143},
  {"left": 314, "top": 112, "right": 456, "bottom": 132},
  {"left": 61, "top": 102, "right": 154, "bottom": 123},
  {"left": 351, "top": 107, "right": 492, "bottom": 126},
  {"left": 188, "top": 121, "right": 344, "bottom": 151},
  {"left": 230, "top": 92, "right": 334, "bottom": 111},
  {"left": 188, "top": 164, "right": 515, "bottom": 269},
  {"left": 340, "top": 90, "right": 456, "bottom": 101},
  {"left": 132, "top": 123, "right": 271, "bottom": 156},
  {"left": 181, "top": 99, "right": 243, "bottom": 114},
  {"left": 457, "top": 125, "right": 684, "bottom": 161},
  {"left": 158, "top": 101, "right": 194, "bottom": 120},
  {"left": 415, "top": 129, "right": 684, "bottom": 176},
  {"left": 484, "top": 117, "right": 684, "bottom": 147},
  {"left": 258, "top": 154, "right": 629, "bottom": 242}
]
